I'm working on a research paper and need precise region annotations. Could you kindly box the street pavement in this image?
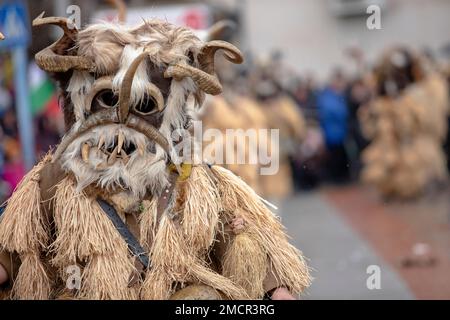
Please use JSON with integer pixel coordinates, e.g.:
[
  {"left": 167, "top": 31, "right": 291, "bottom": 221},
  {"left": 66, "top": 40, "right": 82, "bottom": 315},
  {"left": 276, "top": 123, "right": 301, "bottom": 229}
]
[{"left": 278, "top": 185, "right": 450, "bottom": 299}]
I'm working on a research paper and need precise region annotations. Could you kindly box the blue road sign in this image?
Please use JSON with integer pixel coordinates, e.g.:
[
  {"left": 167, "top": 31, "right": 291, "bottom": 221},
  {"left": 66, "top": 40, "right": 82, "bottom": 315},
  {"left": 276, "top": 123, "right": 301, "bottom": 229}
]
[
  {"left": 0, "top": 1, "right": 35, "bottom": 169},
  {"left": 0, "top": 0, "right": 30, "bottom": 49}
]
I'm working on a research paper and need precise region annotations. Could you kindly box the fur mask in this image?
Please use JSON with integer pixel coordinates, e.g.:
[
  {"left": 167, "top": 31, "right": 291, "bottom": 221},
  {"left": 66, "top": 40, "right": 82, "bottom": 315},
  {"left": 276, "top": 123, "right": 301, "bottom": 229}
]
[{"left": 33, "top": 13, "right": 243, "bottom": 198}]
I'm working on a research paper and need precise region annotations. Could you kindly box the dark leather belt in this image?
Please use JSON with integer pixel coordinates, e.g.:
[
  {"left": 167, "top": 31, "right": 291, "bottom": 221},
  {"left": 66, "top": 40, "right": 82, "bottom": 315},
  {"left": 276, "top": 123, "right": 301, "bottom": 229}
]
[{"left": 97, "top": 198, "right": 150, "bottom": 269}]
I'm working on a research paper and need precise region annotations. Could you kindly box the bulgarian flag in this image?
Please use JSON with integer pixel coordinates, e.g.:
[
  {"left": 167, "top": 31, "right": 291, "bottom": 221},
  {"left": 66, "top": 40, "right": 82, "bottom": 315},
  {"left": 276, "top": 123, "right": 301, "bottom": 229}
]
[{"left": 28, "top": 62, "right": 59, "bottom": 116}]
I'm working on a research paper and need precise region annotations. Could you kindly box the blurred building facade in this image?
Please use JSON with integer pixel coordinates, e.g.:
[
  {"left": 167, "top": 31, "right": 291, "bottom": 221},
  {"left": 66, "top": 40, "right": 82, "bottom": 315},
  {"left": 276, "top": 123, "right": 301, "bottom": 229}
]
[{"left": 213, "top": 0, "right": 450, "bottom": 80}]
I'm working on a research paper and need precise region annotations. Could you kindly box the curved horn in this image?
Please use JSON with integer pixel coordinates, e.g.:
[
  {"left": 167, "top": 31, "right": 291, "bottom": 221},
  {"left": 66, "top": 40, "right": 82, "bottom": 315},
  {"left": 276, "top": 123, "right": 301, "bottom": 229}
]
[
  {"left": 118, "top": 51, "right": 149, "bottom": 122},
  {"left": 126, "top": 114, "right": 170, "bottom": 153},
  {"left": 164, "top": 40, "right": 243, "bottom": 96},
  {"left": 198, "top": 40, "right": 243, "bottom": 75},
  {"left": 165, "top": 63, "right": 222, "bottom": 95},
  {"left": 52, "top": 109, "right": 118, "bottom": 163},
  {"left": 33, "top": 12, "right": 94, "bottom": 73}
]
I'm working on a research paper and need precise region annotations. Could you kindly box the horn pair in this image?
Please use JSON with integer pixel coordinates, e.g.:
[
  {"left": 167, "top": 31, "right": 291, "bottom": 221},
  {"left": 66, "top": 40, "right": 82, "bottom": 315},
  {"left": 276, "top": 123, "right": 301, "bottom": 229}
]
[{"left": 33, "top": 9, "right": 244, "bottom": 95}]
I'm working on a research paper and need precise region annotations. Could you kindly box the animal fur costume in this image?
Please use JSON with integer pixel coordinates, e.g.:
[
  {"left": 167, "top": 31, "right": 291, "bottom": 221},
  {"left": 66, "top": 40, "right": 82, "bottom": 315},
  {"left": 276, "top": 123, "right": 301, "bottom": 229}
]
[
  {"left": 0, "top": 14, "right": 310, "bottom": 299},
  {"left": 359, "top": 48, "right": 449, "bottom": 199}
]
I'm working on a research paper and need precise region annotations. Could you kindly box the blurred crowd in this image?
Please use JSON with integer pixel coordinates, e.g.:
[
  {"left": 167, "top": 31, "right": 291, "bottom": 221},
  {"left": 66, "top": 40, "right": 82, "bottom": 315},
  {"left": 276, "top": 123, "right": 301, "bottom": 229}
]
[
  {"left": 202, "top": 43, "right": 450, "bottom": 201},
  {"left": 0, "top": 52, "right": 62, "bottom": 201},
  {"left": 201, "top": 49, "right": 368, "bottom": 197}
]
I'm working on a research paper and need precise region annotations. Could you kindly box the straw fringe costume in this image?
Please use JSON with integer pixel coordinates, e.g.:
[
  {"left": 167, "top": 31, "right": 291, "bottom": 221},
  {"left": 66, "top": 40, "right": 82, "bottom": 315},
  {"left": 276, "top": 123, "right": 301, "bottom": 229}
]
[{"left": 0, "top": 14, "right": 310, "bottom": 300}]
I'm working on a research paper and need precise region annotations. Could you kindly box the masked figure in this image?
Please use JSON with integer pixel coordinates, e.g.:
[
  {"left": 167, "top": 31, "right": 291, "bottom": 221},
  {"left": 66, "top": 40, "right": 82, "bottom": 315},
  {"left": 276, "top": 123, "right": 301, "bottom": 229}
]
[
  {"left": 0, "top": 13, "right": 310, "bottom": 299},
  {"left": 359, "top": 48, "right": 449, "bottom": 199}
]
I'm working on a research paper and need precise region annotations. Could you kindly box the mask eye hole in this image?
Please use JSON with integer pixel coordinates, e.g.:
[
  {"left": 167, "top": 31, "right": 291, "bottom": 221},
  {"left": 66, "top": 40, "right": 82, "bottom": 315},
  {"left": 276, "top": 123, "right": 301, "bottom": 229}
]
[
  {"left": 97, "top": 90, "right": 118, "bottom": 108},
  {"left": 92, "top": 90, "right": 118, "bottom": 112},
  {"left": 134, "top": 94, "right": 159, "bottom": 115}
]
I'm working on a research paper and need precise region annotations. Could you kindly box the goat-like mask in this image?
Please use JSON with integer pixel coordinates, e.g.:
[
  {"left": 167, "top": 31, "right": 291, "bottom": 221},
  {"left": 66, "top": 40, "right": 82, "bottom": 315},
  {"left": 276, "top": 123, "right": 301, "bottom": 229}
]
[{"left": 33, "top": 12, "right": 243, "bottom": 197}]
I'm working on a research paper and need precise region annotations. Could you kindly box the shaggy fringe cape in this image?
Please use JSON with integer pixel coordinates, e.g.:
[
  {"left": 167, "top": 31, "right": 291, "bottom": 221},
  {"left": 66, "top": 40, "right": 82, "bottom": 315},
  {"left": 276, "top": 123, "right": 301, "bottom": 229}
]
[{"left": 0, "top": 156, "right": 310, "bottom": 300}]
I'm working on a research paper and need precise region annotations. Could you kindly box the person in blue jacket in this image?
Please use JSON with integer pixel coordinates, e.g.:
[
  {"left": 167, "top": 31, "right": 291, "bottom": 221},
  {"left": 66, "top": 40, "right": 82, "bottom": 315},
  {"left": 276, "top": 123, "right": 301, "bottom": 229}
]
[{"left": 317, "top": 70, "right": 350, "bottom": 183}]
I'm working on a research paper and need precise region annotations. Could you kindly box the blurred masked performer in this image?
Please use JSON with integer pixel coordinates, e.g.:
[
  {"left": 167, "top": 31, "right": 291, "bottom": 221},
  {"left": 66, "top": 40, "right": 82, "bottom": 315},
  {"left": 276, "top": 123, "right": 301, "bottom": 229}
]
[
  {"left": 199, "top": 24, "right": 272, "bottom": 196},
  {"left": 253, "top": 56, "right": 306, "bottom": 200},
  {"left": 0, "top": 13, "right": 310, "bottom": 299},
  {"left": 201, "top": 54, "right": 305, "bottom": 201},
  {"left": 199, "top": 46, "right": 270, "bottom": 196},
  {"left": 200, "top": 94, "right": 268, "bottom": 195},
  {"left": 359, "top": 48, "right": 449, "bottom": 199}
]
